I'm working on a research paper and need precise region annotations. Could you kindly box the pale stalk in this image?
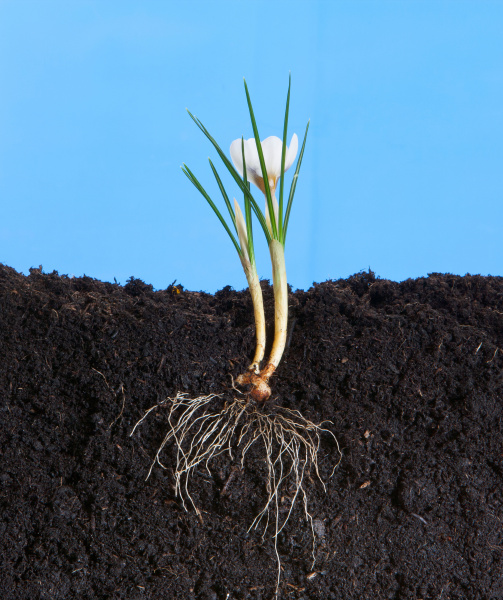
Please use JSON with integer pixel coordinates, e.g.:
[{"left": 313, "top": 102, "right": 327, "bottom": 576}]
[
  {"left": 247, "top": 239, "right": 288, "bottom": 402},
  {"left": 266, "top": 239, "right": 288, "bottom": 370},
  {"left": 240, "top": 256, "right": 266, "bottom": 373}
]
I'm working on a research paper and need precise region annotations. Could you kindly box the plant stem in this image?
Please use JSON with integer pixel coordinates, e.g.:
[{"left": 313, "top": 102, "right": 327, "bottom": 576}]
[
  {"left": 266, "top": 239, "right": 288, "bottom": 370},
  {"left": 242, "top": 240, "right": 288, "bottom": 403},
  {"left": 240, "top": 257, "right": 266, "bottom": 373}
]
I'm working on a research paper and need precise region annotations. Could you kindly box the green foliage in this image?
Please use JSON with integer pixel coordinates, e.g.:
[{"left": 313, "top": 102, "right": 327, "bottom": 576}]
[{"left": 183, "top": 76, "right": 309, "bottom": 260}]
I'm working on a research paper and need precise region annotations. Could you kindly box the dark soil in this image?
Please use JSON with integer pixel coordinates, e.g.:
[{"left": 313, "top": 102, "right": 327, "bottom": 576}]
[{"left": 1, "top": 263, "right": 502, "bottom": 600}]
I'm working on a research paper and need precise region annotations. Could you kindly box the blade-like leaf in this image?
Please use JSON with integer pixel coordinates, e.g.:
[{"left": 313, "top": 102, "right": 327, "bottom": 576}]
[
  {"left": 243, "top": 79, "right": 278, "bottom": 240},
  {"left": 278, "top": 73, "right": 291, "bottom": 241},
  {"left": 182, "top": 164, "right": 241, "bottom": 256},
  {"left": 186, "top": 109, "right": 272, "bottom": 245},
  {"left": 282, "top": 119, "right": 309, "bottom": 244},
  {"left": 208, "top": 159, "right": 236, "bottom": 233},
  {"left": 241, "top": 137, "right": 255, "bottom": 265}
]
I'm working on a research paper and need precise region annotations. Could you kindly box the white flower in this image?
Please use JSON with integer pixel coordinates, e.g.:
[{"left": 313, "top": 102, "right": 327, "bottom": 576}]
[{"left": 230, "top": 134, "right": 298, "bottom": 195}]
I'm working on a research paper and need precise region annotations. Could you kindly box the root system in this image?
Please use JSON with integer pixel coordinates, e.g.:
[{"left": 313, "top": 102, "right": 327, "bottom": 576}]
[{"left": 131, "top": 392, "right": 341, "bottom": 593}]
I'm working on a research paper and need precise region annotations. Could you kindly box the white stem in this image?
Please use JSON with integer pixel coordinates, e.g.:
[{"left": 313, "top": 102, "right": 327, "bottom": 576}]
[
  {"left": 267, "top": 239, "right": 288, "bottom": 369},
  {"left": 240, "top": 257, "right": 266, "bottom": 373}
]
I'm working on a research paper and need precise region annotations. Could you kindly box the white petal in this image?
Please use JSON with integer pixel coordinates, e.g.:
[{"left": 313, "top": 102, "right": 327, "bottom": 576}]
[
  {"left": 242, "top": 138, "right": 263, "bottom": 186},
  {"left": 230, "top": 139, "right": 244, "bottom": 177},
  {"left": 284, "top": 133, "right": 298, "bottom": 172},
  {"left": 231, "top": 133, "right": 298, "bottom": 194},
  {"left": 260, "top": 136, "right": 284, "bottom": 179},
  {"left": 230, "top": 138, "right": 263, "bottom": 189},
  {"left": 233, "top": 198, "right": 249, "bottom": 262}
]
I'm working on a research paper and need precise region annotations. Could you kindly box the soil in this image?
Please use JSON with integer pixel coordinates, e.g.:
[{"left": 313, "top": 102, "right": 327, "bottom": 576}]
[{"left": 1, "top": 262, "right": 502, "bottom": 600}]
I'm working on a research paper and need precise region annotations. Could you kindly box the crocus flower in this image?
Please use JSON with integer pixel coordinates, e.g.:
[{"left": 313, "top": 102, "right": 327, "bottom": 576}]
[{"left": 230, "top": 134, "right": 298, "bottom": 196}]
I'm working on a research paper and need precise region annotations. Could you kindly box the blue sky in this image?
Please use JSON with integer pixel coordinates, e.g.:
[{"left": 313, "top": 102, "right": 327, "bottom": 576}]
[{"left": 1, "top": 1, "right": 502, "bottom": 293}]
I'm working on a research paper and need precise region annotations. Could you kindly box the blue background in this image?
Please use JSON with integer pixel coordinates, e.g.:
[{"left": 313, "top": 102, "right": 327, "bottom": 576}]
[{"left": 1, "top": 1, "right": 502, "bottom": 292}]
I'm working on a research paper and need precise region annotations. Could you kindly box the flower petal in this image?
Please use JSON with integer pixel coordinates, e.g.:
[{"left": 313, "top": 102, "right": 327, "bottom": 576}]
[
  {"left": 230, "top": 138, "right": 263, "bottom": 190},
  {"left": 261, "top": 136, "right": 283, "bottom": 179},
  {"left": 284, "top": 133, "right": 298, "bottom": 172},
  {"left": 243, "top": 138, "right": 261, "bottom": 174},
  {"left": 233, "top": 198, "right": 249, "bottom": 262},
  {"left": 231, "top": 133, "right": 298, "bottom": 195},
  {"left": 230, "top": 139, "right": 244, "bottom": 177}
]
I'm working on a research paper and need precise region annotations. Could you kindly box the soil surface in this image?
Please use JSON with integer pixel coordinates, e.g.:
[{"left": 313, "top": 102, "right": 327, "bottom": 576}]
[{"left": 1, "top": 263, "right": 502, "bottom": 600}]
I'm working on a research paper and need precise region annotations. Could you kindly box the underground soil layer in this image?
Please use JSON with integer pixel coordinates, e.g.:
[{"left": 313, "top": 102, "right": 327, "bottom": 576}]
[{"left": 0, "top": 263, "right": 502, "bottom": 600}]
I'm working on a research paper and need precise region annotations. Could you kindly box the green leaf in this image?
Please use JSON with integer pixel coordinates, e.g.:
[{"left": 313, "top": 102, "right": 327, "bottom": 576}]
[
  {"left": 181, "top": 163, "right": 242, "bottom": 256},
  {"left": 241, "top": 137, "right": 255, "bottom": 265},
  {"left": 243, "top": 79, "right": 278, "bottom": 240},
  {"left": 282, "top": 119, "right": 310, "bottom": 244},
  {"left": 186, "top": 109, "right": 272, "bottom": 245},
  {"left": 278, "top": 73, "right": 291, "bottom": 241},
  {"left": 208, "top": 159, "right": 236, "bottom": 233}
]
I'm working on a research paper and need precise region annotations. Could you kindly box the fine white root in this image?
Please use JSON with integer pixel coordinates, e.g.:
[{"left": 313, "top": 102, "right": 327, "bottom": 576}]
[
  {"left": 131, "top": 393, "right": 341, "bottom": 594},
  {"left": 243, "top": 402, "right": 341, "bottom": 593}
]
